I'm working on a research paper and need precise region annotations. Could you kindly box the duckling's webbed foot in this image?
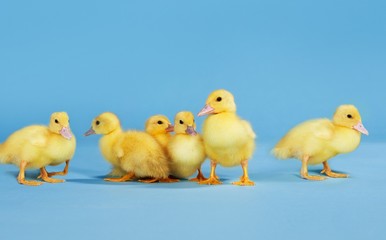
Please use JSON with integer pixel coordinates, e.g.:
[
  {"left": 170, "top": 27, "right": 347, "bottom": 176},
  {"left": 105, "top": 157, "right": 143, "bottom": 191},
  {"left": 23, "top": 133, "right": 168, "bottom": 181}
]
[
  {"left": 199, "top": 161, "right": 222, "bottom": 185},
  {"left": 39, "top": 167, "right": 65, "bottom": 183},
  {"left": 321, "top": 162, "right": 348, "bottom": 178},
  {"left": 199, "top": 177, "right": 222, "bottom": 185},
  {"left": 189, "top": 168, "right": 207, "bottom": 182},
  {"left": 104, "top": 172, "right": 135, "bottom": 182},
  {"left": 300, "top": 156, "right": 326, "bottom": 181},
  {"left": 138, "top": 178, "right": 159, "bottom": 183},
  {"left": 159, "top": 177, "right": 179, "bottom": 183},
  {"left": 17, "top": 160, "right": 43, "bottom": 186},
  {"left": 232, "top": 160, "right": 255, "bottom": 186},
  {"left": 47, "top": 160, "right": 70, "bottom": 177}
]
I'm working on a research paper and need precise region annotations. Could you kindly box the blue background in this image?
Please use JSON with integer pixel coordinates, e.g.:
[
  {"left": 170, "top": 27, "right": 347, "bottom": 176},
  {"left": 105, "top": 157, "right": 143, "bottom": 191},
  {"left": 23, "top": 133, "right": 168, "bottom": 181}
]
[{"left": 1, "top": 1, "right": 385, "bottom": 239}]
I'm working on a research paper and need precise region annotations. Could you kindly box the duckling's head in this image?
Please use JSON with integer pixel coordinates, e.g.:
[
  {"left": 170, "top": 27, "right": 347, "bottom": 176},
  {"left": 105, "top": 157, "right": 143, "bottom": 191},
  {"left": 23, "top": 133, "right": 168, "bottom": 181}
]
[
  {"left": 84, "top": 112, "right": 121, "bottom": 136},
  {"left": 198, "top": 89, "right": 236, "bottom": 116},
  {"left": 49, "top": 112, "right": 73, "bottom": 140},
  {"left": 145, "top": 115, "right": 174, "bottom": 135},
  {"left": 333, "top": 105, "right": 369, "bottom": 135},
  {"left": 174, "top": 111, "right": 197, "bottom": 136}
]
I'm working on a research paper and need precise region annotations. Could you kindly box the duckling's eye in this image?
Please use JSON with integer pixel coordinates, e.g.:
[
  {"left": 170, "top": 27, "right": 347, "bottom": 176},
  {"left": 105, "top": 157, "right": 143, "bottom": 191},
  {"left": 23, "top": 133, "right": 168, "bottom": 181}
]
[
  {"left": 55, "top": 119, "right": 59, "bottom": 124},
  {"left": 179, "top": 120, "right": 184, "bottom": 124},
  {"left": 347, "top": 114, "right": 353, "bottom": 119},
  {"left": 96, "top": 120, "right": 100, "bottom": 125},
  {"left": 216, "top": 97, "right": 222, "bottom": 102},
  {"left": 157, "top": 120, "right": 163, "bottom": 125}
]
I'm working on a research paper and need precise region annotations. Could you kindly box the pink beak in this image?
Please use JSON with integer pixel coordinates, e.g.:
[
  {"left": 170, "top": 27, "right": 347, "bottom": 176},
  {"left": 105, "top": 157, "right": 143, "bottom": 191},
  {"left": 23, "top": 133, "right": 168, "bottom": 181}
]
[
  {"left": 198, "top": 104, "right": 215, "bottom": 117},
  {"left": 84, "top": 128, "right": 96, "bottom": 136},
  {"left": 186, "top": 126, "right": 198, "bottom": 136},
  {"left": 353, "top": 122, "right": 369, "bottom": 136},
  {"left": 60, "top": 127, "right": 73, "bottom": 140},
  {"left": 165, "top": 124, "right": 174, "bottom": 133}
]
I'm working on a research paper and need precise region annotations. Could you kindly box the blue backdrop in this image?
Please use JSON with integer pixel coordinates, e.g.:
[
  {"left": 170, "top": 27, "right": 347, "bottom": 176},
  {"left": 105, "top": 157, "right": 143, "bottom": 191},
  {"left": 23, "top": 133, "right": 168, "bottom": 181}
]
[{"left": 0, "top": 1, "right": 385, "bottom": 240}]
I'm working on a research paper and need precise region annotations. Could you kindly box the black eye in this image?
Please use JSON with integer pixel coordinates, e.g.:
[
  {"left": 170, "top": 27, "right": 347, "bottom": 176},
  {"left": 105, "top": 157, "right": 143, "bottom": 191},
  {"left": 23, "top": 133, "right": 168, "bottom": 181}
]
[
  {"left": 55, "top": 119, "right": 59, "bottom": 124},
  {"left": 157, "top": 120, "right": 163, "bottom": 124},
  {"left": 96, "top": 120, "right": 100, "bottom": 125},
  {"left": 347, "top": 114, "right": 353, "bottom": 119},
  {"left": 179, "top": 120, "right": 184, "bottom": 124},
  {"left": 216, "top": 97, "right": 222, "bottom": 102}
]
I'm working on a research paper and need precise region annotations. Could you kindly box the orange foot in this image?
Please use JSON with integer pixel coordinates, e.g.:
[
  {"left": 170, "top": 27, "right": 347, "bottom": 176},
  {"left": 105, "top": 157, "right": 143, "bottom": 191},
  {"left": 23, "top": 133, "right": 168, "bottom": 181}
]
[
  {"left": 160, "top": 177, "right": 179, "bottom": 183},
  {"left": 199, "top": 176, "right": 222, "bottom": 185},
  {"left": 189, "top": 171, "right": 207, "bottom": 182},
  {"left": 321, "top": 170, "right": 348, "bottom": 178},
  {"left": 104, "top": 172, "right": 135, "bottom": 182},
  {"left": 232, "top": 176, "right": 255, "bottom": 186},
  {"left": 139, "top": 178, "right": 159, "bottom": 183},
  {"left": 301, "top": 174, "right": 326, "bottom": 181},
  {"left": 18, "top": 178, "right": 43, "bottom": 186}
]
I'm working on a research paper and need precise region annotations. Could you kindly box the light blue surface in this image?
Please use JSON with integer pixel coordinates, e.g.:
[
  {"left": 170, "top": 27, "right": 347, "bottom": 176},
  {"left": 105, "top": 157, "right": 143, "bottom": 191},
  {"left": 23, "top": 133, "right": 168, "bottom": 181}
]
[{"left": 1, "top": 1, "right": 385, "bottom": 240}]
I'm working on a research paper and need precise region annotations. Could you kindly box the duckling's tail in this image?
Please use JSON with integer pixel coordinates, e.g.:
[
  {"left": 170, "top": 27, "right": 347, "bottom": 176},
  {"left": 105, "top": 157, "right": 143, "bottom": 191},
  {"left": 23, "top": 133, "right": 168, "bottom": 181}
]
[
  {"left": 271, "top": 147, "right": 292, "bottom": 160},
  {"left": 0, "top": 143, "right": 8, "bottom": 164}
]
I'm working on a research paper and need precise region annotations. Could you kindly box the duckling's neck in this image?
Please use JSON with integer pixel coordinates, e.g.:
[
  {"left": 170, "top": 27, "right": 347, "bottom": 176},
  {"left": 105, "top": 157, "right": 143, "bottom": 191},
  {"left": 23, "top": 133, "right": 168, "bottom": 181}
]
[
  {"left": 99, "top": 128, "right": 123, "bottom": 165},
  {"left": 331, "top": 125, "right": 361, "bottom": 153}
]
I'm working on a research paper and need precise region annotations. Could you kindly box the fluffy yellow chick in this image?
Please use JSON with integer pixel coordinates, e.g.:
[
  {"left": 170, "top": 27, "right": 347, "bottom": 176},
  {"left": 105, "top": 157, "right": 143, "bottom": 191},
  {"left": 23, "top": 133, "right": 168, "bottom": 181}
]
[
  {"left": 167, "top": 111, "right": 207, "bottom": 181},
  {"left": 272, "top": 105, "right": 369, "bottom": 181},
  {"left": 84, "top": 112, "right": 177, "bottom": 183},
  {"left": 0, "top": 112, "right": 76, "bottom": 186},
  {"left": 145, "top": 115, "right": 174, "bottom": 150},
  {"left": 197, "top": 89, "right": 256, "bottom": 186}
]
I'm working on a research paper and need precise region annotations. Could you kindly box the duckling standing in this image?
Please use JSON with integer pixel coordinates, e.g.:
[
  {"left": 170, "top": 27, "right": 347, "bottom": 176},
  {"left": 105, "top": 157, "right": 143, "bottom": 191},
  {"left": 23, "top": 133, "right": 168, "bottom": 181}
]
[
  {"left": 0, "top": 112, "right": 76, "bottom": 186},
  {"left": 84, "top": 112, "right": 177, "bottom": 183},
  {"left": 197, "top": 89, "right": 256, "bottom": 186},
  {"left": 145, "top": 115, "right": 174, "bottom": 151},
  {"left": 272, "top": 105, "right": 369, "bottom": 181},
  {"left": 167, "top": 111, "right": 207, "bottom": 181}
]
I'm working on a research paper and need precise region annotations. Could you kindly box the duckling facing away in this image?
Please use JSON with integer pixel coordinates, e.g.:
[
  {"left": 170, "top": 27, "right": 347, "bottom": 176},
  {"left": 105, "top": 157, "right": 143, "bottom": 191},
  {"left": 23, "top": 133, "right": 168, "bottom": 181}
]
[
  {"left": 198, "top": 89, "right": 256, "bottom": 186},
  {"left": 0, "top": 112, "right": 76, "bottom": 186},
  {"left": 145, "top": 115, "right": 174, "bottom": 151},
  {"left": 167, "top": 111, "right": 207, "bottom": 181},
  {"left": 84, "top": 112, "right": 177, "bottom": 183},
  {"left": 272, "top": 105, "right": 368, "bottom": 181}
]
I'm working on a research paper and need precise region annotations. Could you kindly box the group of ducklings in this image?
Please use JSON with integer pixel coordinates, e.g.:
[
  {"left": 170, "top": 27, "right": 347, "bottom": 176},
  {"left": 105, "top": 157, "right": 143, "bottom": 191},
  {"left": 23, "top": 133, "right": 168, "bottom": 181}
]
[{"left": 0, "top": 89, "right": 368, "bottom": 186}]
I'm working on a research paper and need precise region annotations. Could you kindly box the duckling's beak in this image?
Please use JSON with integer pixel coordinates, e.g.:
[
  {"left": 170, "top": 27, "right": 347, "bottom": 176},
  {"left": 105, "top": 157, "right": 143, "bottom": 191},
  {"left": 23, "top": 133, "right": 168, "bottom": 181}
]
[
  {"left": 198, "top": 104, "right": 215, "bottom": 117},
  {"left": 353, "top": 122, "right": 369, "bottom": 135},
  {"left": 60, "top": 127, "right": 73, "bottom": 140},
  {"left": 84, "top": 128, "right": 96, "bottom": 136},
  {"left": 186, "top": 126, "right": 197, "bottom": 136},
  {"left": 165, "top": 124, "right": 174, "bottom": 132}
]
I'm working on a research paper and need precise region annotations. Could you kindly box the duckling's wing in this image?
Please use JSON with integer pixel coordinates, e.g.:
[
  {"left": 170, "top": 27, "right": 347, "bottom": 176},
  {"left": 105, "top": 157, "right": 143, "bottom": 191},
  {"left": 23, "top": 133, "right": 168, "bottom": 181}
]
[
  {"left": 22, "top": 126, "right": 49, "bottom": 147},
  {"left": 312, "top": 119, "right": 334, "bottom": 140},
  {"left": 241, "top": 120, "right": 256, "bottom": 139}
]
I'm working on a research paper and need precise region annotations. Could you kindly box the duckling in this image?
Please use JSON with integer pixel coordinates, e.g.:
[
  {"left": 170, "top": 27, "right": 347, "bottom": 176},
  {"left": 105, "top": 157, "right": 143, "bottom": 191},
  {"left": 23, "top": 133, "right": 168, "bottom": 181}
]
[
  {"left": 197, "top": 89, "right": 256, "bottom": 186},
  {"left": 84, "top": 112, "right": 177, "bottom": 183},
  {"left": 167, "top": 111, "right": 207, "bottom": 181},
  {"left": 272, "top": 105, "right": 369, "bottom": 181},
  {"left": 0, "top": 112, "right": 76, "bottom": 186},
  {"left": 145, "top": 115, "right": 174, "bottom": 151}
]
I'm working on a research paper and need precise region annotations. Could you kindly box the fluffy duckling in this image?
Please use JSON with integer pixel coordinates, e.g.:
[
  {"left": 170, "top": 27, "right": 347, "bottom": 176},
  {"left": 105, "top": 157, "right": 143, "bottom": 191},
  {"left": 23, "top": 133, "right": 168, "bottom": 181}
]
[
  {"left": 0, "top": 112, "right": 76, "bottom": 186},
  {"left": 84, "top": 112, "right": 177, "bottom": 183},
  {"left": 197, "top": 89, "right": 256, "bottom": 186},
  {"left": 145, "top": 115, "right": 174, "bottom": 151},
  {"left": 272, "top": 105, "right": 369, "bottom": 181},
  {"left": 167, "top": 111, "right": 207, "bottom": 181}
]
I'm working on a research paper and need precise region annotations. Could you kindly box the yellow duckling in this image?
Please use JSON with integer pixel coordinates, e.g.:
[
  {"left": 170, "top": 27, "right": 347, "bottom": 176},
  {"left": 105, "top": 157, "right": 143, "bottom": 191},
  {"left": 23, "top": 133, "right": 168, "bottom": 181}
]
[
  {"left": 167, "top": 111, "right": 207, "bottom": 181},
  {"left": 272, "top": 105, "right": 369, "bottom": 181},
  {"left": 145, "top": 115, "right": 174, "bottom": 151},
  {"left": 197, "top": 89, "right": 256, "bottom": 186},
  {"left": 0, "top": 112, "right": 76, "bottom": 186},
  {"left": 84, "top": 112, "right": 177, "bottom": 183}
]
